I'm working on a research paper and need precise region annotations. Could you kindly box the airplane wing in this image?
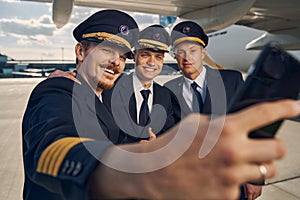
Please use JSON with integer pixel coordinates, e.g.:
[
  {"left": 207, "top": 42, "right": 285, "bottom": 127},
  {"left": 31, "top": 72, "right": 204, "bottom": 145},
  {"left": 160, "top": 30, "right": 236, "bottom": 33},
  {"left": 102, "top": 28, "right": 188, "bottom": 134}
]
[
  {"left": 12, "top": 68, "right": 56, "bottom": 77},
  {"left": 237, "top": 0, "right": 300, "bottom": 50},
  {"left": 12, "top": 71, "right": 44, "bottom": 77},
  {"left": 23, "top": 68, "right": 56, "bottom": 73},
  {"left": 21, "top": 0, "right": 300, "bottom": 50}
]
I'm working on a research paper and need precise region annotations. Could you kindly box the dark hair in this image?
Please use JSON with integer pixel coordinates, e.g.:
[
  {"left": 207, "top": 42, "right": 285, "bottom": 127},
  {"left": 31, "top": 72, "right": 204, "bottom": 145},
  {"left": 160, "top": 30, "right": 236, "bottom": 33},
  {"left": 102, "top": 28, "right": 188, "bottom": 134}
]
[
  {"left": 81, "top": 40, "right": 97, "bottom": 50},
  {"left": 75, "top": 40, "right": 97, "bottom": 64}
]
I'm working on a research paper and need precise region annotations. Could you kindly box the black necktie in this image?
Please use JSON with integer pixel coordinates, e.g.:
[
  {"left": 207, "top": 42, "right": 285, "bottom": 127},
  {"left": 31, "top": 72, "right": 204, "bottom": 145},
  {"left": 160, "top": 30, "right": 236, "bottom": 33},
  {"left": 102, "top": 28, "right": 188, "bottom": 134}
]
[
  {"left": 191, "top": 82, "right": 203, "bottom": 112},
  {"left": 139, "top": 90, "right": 150, "bottom": 126}
]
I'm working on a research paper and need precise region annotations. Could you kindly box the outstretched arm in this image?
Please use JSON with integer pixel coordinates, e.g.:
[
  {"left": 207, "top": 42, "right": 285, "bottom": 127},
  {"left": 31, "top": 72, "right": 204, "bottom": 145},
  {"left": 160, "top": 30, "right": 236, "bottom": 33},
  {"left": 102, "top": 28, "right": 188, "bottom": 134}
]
[
  {"left": 88, "top": 100, "right": 300, "bottom": 200},
  {"left": 48, "top": 69, "right": 80, "bottom": 84}
]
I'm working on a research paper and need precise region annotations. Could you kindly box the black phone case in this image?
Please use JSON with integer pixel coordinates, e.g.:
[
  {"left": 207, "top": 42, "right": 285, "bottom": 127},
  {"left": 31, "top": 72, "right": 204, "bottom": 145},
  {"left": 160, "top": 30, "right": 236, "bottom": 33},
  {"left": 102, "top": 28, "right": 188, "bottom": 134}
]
[{"left": 227, "top": 42, "right": 300, "bottom": 139}]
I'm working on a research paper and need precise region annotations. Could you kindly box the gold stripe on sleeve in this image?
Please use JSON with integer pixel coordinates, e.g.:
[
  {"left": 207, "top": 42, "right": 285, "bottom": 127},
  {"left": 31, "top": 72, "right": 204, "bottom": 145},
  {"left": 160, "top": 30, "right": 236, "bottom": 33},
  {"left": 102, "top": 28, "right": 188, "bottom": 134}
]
[
  {"left": 37, "top": 137, "right": 93, "bottom": 177},
  {"left": 40, "top": 138, "right": 68, "bottom": 174}
]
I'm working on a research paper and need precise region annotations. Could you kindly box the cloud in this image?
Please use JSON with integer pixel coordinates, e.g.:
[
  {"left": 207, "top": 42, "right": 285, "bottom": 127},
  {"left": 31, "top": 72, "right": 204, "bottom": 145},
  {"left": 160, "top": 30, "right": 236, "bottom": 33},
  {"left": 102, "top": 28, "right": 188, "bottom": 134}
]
[
  {"left": 4, "top": 32, "right": 52, "bottom": 48},
  {"left": 132, "top": 12, "right": 159, "bottom": 29},
  {"left": 0, "top": 2, "right": 161, "bottom": 60},
  {"left": 41, "top": 51, "right": 55, "bottom": 58},
  {"left": 70, "top": 7, "right": 100, "bottom": 25},
  {"left": 39, "top": 15, "right": 53, "bottom": 25},
  {"left": 0, "top": 15, "right": 56, "bottom": 36},
  {"left": 1, "top": 0, "right": 19, "bottom": 2}
]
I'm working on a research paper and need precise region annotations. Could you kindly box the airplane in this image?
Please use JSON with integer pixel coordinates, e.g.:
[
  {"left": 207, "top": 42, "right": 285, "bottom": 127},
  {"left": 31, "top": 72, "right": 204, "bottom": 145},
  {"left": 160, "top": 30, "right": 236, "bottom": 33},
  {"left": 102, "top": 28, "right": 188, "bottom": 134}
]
[
  {"left": 21, "top": 0, "right": 300, "bottom": 50},
  {"left": 21, "top": 0, "right": 300, "bottom": 73},
  {"left": 11, "top": 67, "right": 56, "bottom": 77}
]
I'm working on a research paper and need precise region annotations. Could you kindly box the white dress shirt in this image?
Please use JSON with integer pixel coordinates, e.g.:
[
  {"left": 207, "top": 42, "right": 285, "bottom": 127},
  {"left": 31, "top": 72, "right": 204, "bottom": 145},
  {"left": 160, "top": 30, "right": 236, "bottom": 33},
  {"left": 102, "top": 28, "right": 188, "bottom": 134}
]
[
  {"left": 132, "top": 72, "right": 153, "bottom": 124},
  {"left": 182, "top": 67, "right": 207, "bottom": 111}
]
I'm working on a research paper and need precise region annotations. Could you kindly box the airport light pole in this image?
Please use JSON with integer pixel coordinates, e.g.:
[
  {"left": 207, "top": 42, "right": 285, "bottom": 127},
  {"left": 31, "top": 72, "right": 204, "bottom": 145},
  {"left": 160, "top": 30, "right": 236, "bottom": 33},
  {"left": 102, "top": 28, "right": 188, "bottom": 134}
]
[{"left": 61, "top": 47, "right": 64, "bottom": 62}]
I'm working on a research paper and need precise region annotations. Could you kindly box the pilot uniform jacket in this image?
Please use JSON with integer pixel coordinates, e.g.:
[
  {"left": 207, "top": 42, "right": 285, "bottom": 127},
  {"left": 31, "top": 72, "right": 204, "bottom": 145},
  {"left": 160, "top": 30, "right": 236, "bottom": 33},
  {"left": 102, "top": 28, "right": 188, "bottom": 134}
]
[
  {"left": 102, "top": 73, "right": 181, "bottom": 143},
  {"left": 164, "top": 66, "right": 244, "bottom": 118},
  {"left": 22, "top": 75, "right": 120, "bottom": 200},
  {"left": 165, "top": 66, "right": 246, "bottom": 199}
]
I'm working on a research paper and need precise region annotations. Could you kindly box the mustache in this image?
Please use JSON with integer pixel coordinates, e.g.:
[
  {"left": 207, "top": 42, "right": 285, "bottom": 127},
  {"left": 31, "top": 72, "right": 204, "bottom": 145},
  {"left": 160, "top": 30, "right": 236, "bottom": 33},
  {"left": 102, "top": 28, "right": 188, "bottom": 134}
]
[
  {"left": 183, "top": 61, "right": 192, "bottom": 65},
  {"left": 103, "top": 64, "right": 122, "bottom": 74}
]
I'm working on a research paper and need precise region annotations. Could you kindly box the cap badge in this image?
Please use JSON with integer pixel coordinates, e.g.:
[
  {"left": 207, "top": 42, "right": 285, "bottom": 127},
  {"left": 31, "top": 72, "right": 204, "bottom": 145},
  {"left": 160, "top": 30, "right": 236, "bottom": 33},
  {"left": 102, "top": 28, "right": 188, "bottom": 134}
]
[
  {"left": 119, "top": 25, "right": 129, "bottom": 35},
  {"left": 182, "top": 26, "right": 191, "bottom": 33},
  {"left": 153, "top": 33, "right": 160, "bottom": 41}
]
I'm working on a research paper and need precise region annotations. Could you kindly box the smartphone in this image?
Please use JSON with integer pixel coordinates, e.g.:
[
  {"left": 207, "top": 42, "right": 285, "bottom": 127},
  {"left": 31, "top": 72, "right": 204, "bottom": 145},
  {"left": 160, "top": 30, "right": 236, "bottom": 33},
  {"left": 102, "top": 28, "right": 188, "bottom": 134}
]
[{"left": 227, "top": 42, "right": 300, "bottom": 139}]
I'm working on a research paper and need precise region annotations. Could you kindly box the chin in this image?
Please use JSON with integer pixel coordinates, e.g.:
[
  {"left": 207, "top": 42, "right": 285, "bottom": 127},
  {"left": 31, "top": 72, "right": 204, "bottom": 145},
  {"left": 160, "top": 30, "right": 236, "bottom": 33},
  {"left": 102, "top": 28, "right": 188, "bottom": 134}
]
[{"left": 97, "top": 80, "right": 114, "bottom": 90}]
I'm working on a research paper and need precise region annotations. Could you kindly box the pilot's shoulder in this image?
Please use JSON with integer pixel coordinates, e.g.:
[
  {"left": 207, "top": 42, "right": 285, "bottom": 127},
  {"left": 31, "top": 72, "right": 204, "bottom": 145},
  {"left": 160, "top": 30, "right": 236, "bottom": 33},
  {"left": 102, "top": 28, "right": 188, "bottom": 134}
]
[
  {"left": 29, "top": 77, "right": 77, "bottom": 101},
  {"left": 154, "top": 81, "right": 174, "bottom": 94},
  {"left": 164, "top": 76, "right": 182, "bottom": 87},
  {"left": 219, "top": 69, "right": 243, "bottom": 77}
]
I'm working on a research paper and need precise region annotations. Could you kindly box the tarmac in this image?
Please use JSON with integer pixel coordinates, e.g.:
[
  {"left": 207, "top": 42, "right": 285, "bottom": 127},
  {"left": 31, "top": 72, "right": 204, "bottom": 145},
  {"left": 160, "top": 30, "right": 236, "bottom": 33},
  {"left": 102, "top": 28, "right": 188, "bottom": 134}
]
[{"left": 0, "top": 77, "right": 299, "bottom": 200}]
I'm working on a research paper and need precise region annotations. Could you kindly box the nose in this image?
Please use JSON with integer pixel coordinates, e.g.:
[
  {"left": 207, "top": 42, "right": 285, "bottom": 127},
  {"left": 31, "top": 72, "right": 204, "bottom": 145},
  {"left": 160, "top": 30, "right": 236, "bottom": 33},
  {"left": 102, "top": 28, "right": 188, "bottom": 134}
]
[
  {"left": 183, "top": 52, "right": 189, "bottom": 61},
  {"left": 108, "top": 52, "right": 121, "bottom": 66},
  {"left": 147, "top": 55, "right": 155, "bottom": 66}
]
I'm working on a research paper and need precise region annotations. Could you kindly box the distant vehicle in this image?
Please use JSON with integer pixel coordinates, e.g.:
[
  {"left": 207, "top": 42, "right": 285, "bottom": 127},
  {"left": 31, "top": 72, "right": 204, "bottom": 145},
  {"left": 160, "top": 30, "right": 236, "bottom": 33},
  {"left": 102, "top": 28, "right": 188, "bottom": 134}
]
[{"left": 12, "top": 68, "right": 56, "bottom": 77}]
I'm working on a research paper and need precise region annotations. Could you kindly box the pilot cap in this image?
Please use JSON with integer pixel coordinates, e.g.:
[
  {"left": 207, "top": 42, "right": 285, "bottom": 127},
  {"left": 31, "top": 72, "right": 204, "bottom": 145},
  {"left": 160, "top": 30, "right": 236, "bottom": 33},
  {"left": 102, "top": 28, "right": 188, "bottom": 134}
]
[
  {"left": 73, "top": 9, "right": 139, "bottom": 58},
  {"left": 136, "top": 25, "right": 171, "bottom": 52},
  {"left": 171, "top": 21, "right": 208, "bottom": 48}
]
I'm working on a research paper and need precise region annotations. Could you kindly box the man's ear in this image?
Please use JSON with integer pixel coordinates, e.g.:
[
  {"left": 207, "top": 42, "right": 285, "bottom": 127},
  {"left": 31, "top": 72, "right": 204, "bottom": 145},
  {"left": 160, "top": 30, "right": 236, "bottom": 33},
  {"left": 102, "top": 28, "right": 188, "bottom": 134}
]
[
  {"left": 75, "top": 43, "right": 84, "bottom": 62},
  {"left": 132, "top": 50, "right": 136, "bottom": 62},
  {"left": 201, "top": 47, "right": 206, "bottom": 60}
]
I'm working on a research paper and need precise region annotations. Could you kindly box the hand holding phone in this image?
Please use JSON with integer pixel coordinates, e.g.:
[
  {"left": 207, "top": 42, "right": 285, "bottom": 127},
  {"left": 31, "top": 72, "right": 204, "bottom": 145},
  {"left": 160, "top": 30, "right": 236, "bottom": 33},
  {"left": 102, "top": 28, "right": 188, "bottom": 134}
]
[{"left": 227, "top": 42, "right": 300, "bottom": 139}]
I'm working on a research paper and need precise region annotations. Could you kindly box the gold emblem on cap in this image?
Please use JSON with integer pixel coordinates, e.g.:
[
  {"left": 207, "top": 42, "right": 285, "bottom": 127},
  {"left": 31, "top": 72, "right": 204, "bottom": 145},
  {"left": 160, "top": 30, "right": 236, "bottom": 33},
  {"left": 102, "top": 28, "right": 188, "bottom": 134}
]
[
  {"left": 182, "top": 26, "right": 191, "bottom": 33},
  {"left": 119, "top": 25, "right": 129, "bottom": 35}
]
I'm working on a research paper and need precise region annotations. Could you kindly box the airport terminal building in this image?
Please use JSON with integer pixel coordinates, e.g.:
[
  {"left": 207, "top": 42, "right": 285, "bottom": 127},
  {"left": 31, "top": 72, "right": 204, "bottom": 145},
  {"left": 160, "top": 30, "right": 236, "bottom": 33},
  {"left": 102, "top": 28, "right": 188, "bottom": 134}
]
[{"left": 0, "top": 53, "right": 179, "bottom": 78}]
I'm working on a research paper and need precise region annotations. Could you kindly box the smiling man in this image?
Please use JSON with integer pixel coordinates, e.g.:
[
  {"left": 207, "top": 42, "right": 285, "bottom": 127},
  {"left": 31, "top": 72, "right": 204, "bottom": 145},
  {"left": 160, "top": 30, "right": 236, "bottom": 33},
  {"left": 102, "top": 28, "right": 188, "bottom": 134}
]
[
  {"left": 164, "top": 21, "right": 261, "bottom": 200},
  {"left": 21, "top": 12, "right": 298, "bottom": 200},
  {"left": 22, "top": 9, "right": 139, "bottom": 200},
  {"left": 76, "top": 40, "right": 127, "bottom": 94},
  {"left": 165, "top": 21, "right": 245, "bottom": 117},
  {"left": 102, "top": 24, "right": 180, "bottom": 143}
]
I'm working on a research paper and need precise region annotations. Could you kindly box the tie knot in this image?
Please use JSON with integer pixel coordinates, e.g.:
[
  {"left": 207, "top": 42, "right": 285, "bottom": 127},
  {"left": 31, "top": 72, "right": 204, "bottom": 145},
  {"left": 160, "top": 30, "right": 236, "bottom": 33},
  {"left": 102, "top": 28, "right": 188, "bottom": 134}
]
[
  {"left": 140, "top": 90, "right": 150, "bottom": 100},
  {"left": 191, "top": 82, "right": 204, "bottom": 113},
  {"left": 191, "top": 82, "right": 199, "bottom": 92}
]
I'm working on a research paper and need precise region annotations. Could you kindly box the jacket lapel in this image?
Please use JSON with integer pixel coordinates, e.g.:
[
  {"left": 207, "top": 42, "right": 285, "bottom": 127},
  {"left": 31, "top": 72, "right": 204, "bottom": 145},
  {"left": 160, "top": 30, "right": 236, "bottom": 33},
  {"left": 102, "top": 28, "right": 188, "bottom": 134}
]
[
  {"left": 204, "top": 66, "right": 227, "bottom": 115},
  {"left": 75, "top": 74, "right": 119, "bottom": 142},
  {"left": 171, "top": 77, "right": 192, "bottom": 117},
  {"left": 118, "top": 74, "right": 137, "bottom": 123},
  {"left": 110, "top": 74, "right": 145, "bottom": 136}
]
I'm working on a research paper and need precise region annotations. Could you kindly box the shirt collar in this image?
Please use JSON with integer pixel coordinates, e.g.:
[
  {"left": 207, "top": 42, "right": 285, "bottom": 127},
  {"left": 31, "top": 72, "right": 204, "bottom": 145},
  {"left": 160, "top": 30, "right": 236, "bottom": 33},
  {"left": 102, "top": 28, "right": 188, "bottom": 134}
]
[
  {"left": 132, "top": 72, "right": 153, "bottom": 94},
  {"left": 183, "top": 66, "right": 207, "bottom": 89}
]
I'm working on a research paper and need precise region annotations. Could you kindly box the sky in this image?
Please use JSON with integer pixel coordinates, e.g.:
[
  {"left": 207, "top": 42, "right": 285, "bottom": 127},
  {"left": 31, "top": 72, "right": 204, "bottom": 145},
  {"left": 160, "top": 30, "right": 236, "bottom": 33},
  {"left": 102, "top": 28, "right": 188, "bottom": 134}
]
[
  {"left": 1, "top": 0, "right": 299, "bottom": 68},
  {"left": 0, "top": 0, "right": 160, "bottom": 61}
]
